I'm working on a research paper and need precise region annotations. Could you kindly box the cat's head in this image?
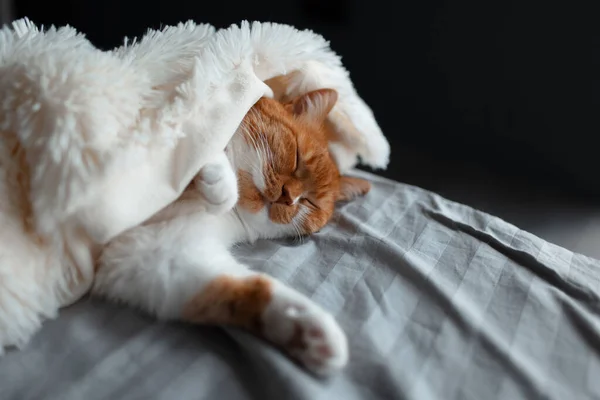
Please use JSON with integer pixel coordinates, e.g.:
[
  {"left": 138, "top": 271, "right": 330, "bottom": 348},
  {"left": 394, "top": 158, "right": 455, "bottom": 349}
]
[{"left": 234, "top": 89, "right": 371, "bottom": 235}]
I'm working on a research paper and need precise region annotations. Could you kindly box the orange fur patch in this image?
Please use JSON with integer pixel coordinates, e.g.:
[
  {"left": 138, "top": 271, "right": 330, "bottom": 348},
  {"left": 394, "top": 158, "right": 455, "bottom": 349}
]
[
  {"left": 299, "top": 207, "right": 331, "bottom": 233},
  {"left": 236, "top": 88, "right": 372, "bottom": 234},
  {"left": 269, "top": 202, "right": 299, "bottom": 224},
  {"left": 238, "top": 95, "right": 340, "bottom": 232},
  {"left": 338, "top": 177, "right": 371, "bottom": 202},
  {"left": 323, "top": 117, "right": 345, "bottom": 144},
  {"left": 182, "top": 275, "right": 272, "bottom": 332},
  {"left": 237, "top": 170, "right": 265, "bottom": 213}
]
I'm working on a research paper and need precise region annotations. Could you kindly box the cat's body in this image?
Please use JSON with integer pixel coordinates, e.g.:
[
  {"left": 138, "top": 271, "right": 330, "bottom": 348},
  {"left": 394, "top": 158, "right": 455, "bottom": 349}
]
[{"left": 95, "top": 89, "right": 370, "bottom": 375}]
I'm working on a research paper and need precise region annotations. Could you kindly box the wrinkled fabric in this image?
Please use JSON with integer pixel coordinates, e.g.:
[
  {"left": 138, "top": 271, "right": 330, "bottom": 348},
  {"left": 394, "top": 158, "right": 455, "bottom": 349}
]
[{"left": 1, "top": 171, "right": 599, "bottom": 400}]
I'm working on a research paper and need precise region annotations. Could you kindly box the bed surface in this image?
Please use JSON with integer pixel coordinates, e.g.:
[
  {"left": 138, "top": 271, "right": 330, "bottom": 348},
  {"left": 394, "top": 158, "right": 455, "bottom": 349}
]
[{"left": 2, "top": 171, "right": 599, "bottom": 400}]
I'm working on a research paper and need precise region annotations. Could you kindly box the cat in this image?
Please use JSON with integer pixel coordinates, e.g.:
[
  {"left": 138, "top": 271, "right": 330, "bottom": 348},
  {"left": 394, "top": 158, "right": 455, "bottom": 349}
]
[{"left": 93, "top": 88, "right": 371, "bottom": 376}]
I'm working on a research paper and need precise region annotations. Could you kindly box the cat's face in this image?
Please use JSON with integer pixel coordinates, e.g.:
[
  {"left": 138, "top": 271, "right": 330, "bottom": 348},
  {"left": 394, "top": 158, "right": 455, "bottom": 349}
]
[{"left": 235, "top": 89, "right": 370, "bottom": 235}]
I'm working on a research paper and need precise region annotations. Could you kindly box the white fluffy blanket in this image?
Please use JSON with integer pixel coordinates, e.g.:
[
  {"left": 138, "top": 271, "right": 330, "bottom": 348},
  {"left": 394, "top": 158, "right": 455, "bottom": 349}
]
[{"left": 0, "top": 17, "right": 389, "bottom": 347}]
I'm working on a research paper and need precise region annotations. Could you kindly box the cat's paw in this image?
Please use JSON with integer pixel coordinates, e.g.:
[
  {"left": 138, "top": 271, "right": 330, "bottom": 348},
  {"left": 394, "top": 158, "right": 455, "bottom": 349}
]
[
  {"left": 195, "top": 157, "right": 238, "bottom": 215},
  {"left": 263, "top": 299, "right": 348, "bottom": 376},
  {"left": 284, "top": 306, "right": 349, "bottom": 376}
]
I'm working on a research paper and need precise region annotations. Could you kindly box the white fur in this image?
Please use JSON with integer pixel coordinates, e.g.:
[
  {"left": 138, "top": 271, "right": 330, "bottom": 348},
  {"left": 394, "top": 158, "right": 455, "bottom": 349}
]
[
  {"left": 0, "top": 17, "right": 388, "bottom": 372},
  {"left": 94, "top": 129, "right": 348, "bottom": 374},
  {"left": 263, "top": 281, "right": 349, "bottom": 375}
]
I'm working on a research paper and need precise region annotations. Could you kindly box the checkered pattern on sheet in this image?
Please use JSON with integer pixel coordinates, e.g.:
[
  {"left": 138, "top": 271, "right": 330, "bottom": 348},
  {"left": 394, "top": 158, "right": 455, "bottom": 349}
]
[{"left": 2, "top": 171, "right": 599, "bottom": 400}]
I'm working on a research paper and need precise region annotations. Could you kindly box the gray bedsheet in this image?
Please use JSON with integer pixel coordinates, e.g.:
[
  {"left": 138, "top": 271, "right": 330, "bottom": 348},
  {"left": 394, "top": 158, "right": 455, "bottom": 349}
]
[{"left": 1, "top": 171, "right": 600, "bottom": 400}]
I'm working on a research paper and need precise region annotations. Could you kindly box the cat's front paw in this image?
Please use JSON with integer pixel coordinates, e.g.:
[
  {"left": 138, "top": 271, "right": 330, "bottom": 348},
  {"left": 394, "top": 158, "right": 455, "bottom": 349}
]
[
  {"left": 284, "top": 307, "right": 349, "bottom": 376},
  {"left": 195, "top": 157, "right": 238, "bottom": 215},
  {"left": 263, "top": 299, "right": 349, "bottom": 376}
]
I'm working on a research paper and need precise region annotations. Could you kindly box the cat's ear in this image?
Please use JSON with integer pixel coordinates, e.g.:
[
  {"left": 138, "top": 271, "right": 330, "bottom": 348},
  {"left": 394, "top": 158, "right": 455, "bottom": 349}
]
[
  {"left": 287, "top": 89, "right": 338, "bottom": 123},
  {"left": 337, "top": 176, "right": 371, "bottom": 202}
]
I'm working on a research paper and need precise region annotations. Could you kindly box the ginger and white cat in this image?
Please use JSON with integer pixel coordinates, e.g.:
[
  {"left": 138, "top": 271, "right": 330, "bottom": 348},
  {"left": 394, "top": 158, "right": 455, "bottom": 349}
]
[{"left": 94, "top": 88, "right": 370, "bottom": 375}]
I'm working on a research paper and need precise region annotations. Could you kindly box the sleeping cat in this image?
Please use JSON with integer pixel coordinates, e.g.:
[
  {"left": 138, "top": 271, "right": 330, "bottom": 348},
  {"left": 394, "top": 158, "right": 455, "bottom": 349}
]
[{"left": 94, "top": 88, "right": 371, "bottom": 376}]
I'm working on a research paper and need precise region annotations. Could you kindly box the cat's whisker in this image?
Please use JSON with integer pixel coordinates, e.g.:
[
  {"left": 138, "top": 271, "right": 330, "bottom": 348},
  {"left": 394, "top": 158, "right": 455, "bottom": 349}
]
[
  {"left": 255, "top": 125, "right": 271, "bottom": 165},
  {"left": 295, "top": 221, "right": 304, "bottom": 243},
  {"left": 246, "top": 126, "right": 265, "bottom": 164},
  {"left": 290, "top": 206, "right": 309, "bottom": 244},
  {"left": 241, "top": 126, "right": 269, "bottom": 177},
  {"left": 259, "top": 134, "right": 271, "bottom": 165},
  {"left": 244, "top": 128, "right": 261, "bottom": 160}
]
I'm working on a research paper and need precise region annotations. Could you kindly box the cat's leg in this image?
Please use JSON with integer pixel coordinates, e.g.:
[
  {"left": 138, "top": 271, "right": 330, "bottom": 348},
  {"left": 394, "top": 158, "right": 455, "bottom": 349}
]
[
  {"left": 95, "top": 221, "right": 348, "bottom": 375},
  {"left": 182, "top": 265, "right": 349, "bottom": 376},
  {"left": 193, "top": 151, "right": 238, "bottom": 215}
]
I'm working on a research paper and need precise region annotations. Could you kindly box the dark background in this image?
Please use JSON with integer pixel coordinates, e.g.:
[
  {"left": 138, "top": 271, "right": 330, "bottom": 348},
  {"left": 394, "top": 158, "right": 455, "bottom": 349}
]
[
  {"left": 5, "top": 0, "right": 600, "bottom": 254},
  {"left": 11, "top": 0, "right": 596, "bottom": 193}
]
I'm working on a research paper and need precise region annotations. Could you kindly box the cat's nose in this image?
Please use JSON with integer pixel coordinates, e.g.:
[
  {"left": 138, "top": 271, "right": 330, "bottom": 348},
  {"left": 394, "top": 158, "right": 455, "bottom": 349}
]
[{"left": 276, "top": 185, "right": 294, "bottom": 206}]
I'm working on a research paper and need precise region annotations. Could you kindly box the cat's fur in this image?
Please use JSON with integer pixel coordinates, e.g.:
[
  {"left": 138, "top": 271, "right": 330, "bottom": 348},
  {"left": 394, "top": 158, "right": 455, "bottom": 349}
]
[{"left": 94, "top": 89, "right": 370, "bottom": 375}]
